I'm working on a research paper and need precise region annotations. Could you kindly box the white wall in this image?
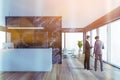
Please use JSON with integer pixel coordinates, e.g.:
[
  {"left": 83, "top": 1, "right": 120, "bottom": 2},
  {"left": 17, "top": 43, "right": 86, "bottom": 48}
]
[{"left": 0, "top": 0, "right": 11, "bottom": 26}]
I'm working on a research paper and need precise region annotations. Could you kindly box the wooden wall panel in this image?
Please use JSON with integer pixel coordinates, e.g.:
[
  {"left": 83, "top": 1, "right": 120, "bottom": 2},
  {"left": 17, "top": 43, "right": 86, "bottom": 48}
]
[{"left": 84, "top": 6, "right": 120, "bottom": 32}]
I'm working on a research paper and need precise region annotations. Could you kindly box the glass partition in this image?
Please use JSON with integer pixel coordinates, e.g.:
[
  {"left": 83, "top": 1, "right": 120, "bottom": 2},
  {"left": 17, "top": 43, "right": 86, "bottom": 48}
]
[
  {"left": 65, "top": 32, "right": 83, "bottom": 55},
  {"left": 91, "top": 29, "right": 97, "bottom": 55},
  {"left": 99, "top": 25, "right": 107, "bottom": 61},
  {"left": 111, "top": 20, "right": 120, "bottom": 67}
]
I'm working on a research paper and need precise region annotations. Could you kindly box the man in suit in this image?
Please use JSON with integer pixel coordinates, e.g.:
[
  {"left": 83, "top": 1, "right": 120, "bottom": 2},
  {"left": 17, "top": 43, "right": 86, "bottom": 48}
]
[
  {"left": 84, "top": 35, "right": 92, "bottom": 70},
  {"left": 93, "top": 36, "right": 104, "bottom": 71}
]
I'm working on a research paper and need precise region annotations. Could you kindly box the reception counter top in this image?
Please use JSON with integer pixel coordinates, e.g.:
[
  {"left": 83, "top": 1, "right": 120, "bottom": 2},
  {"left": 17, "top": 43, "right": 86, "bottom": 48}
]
[{"left": 0, "top": 48, "right": 52, "bottom": 71}]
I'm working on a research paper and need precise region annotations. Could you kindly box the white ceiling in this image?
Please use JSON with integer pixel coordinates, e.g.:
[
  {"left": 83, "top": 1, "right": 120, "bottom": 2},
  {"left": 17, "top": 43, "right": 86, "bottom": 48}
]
[{"left": 5, "top": 0, "right": 120, "bottom": 28}]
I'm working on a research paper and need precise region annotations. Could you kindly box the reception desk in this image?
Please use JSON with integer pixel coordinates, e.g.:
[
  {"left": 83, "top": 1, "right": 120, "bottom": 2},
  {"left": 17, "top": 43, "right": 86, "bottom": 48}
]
[{"left": 0, "top": 48, "right": 52, "bottom": 71}]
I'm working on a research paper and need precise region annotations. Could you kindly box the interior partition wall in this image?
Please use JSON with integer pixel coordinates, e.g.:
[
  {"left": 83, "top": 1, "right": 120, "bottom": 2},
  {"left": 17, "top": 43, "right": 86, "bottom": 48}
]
[{"left": 6, "top": 16, "right": 62, "bottom": 64}]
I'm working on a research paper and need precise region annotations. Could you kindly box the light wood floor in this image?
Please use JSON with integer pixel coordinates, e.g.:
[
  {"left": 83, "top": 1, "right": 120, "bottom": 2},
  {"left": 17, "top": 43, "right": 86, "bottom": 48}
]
[{"left": 0, "top": 54, "right": 120, "bottom": 80}]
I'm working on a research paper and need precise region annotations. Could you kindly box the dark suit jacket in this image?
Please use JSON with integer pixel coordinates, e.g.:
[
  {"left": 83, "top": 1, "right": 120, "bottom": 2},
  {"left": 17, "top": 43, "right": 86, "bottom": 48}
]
[{"left": 84, "top": 40, "right": 91, "bottom": 54}]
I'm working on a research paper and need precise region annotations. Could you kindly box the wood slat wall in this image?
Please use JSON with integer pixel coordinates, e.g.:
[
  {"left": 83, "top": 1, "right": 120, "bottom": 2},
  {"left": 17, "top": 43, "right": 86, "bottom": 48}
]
[{"left": 84, "top": 6, "right": 120, "bottom": 32}]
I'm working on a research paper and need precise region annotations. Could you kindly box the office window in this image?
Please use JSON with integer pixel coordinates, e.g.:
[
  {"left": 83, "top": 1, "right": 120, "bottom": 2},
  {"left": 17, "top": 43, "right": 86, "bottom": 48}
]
[
  {"left": 0, "top": 31, "right": 5, "bottom": 49},
  {"left": 99, "top": 25, "right": 107, "bottom": 61},
  {"left": 92, "top": 29, "right": 97, "bottom": 46},
  {"left": 65, "top": 33, "right": 83, "bottom": 55},
  {"left": 91, "top": 29, "right": 97, "bottom": 55},
  {"left": 111, "top": 20, "right": 120, "bottom": 67},
  {"left": 62, "top": 33, "right": 65, "bottom": 50},
  {"left": 86, "top": 31, "right": 90, "bottom": 35}
]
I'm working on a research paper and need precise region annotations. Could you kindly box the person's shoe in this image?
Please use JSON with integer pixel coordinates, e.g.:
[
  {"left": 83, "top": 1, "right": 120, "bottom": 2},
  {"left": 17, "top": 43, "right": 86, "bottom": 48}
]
[
  {"left": 84, "top": 67, "right": 86, "bottom": 69},
  {"left": 87, "top": 68, "right": 92, "bottom": 70}
]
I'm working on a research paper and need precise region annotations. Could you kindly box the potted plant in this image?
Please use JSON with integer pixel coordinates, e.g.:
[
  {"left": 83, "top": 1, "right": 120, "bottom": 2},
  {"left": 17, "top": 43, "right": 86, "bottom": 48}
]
[{"left": 78, "top": 40, "right": 83, "bottom": 56}]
